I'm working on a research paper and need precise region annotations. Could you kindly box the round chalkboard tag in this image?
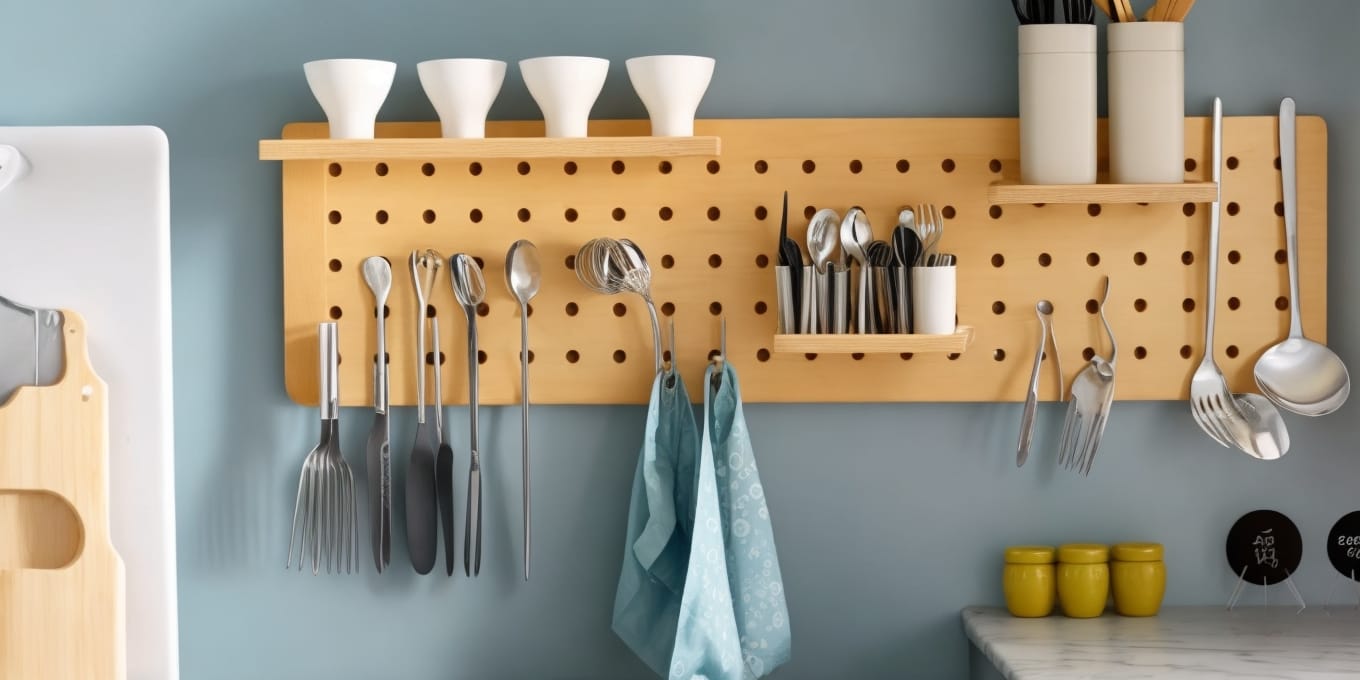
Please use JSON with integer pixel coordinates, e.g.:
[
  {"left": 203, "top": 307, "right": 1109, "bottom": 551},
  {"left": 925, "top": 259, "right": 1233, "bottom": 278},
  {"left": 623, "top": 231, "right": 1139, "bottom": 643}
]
[
  {"left": 1226, "top": 509, "right": 1302, "bottom": 586},
  {"left": 1326, "top": 511, "right": 1360, "bottom": 581}
]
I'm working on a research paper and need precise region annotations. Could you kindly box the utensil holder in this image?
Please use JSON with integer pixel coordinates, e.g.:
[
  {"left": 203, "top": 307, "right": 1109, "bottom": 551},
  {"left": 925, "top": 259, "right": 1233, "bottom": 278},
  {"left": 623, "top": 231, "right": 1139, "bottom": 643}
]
[
  {"left": 1018, "top": 25, "right": 1097, "bottom": 185},
  {"left": 912, "top": 266, "right": 956, "bottom": 335},
  {"left": 1108, "top": 22, "right": 1184, "bottom": 184},
  {"left": 775, "top": 265, "right": 796, "bottom": 334}
]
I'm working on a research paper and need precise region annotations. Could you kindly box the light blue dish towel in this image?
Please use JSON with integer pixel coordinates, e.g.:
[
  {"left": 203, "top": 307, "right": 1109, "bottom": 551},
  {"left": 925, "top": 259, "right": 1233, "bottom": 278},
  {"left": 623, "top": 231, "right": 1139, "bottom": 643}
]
[
  {"left": 613, "top": 372, "right": 742, "bottom": 679},
  {"left": 703, "top": 362, "right": 791, "bottom": 679}
]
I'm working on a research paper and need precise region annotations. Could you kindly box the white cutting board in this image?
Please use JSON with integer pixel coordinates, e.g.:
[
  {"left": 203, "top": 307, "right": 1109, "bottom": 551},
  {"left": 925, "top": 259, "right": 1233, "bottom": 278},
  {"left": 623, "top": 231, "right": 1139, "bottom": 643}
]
[{"left": 0, "top": 127, "right": 178, "bottom": 680}]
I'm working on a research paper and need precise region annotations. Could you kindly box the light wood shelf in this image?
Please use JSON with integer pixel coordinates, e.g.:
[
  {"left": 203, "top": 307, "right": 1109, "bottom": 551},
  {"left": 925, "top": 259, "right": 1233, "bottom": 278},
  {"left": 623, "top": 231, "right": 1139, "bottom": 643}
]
[
  {"left": 772, "top": 327, "right": 975, "bottom": 355},
  {"left": 259, "top": 135, "right": 721, "bottom": 161},
  {"left": 988, "top": 181, "right": 1218, "bottom": 205}
]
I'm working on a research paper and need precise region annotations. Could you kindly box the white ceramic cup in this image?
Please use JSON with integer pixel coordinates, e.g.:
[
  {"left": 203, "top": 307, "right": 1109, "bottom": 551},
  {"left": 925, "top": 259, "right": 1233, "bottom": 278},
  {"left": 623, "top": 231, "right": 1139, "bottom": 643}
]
[
  {"left": 519, "top": 56, "right": 610, "bottom": 138},
  {"left": 912, "top": 266, "right": 957, "bottom": 335},
  {"left": 625, "top": 55, "right": 715, "bottom": 137},
  {"left": 304, "top": 59, "right": 397, "bottom": 140},
  {"left": 417, "top": 58, "right": 507, "bottom": 139}
]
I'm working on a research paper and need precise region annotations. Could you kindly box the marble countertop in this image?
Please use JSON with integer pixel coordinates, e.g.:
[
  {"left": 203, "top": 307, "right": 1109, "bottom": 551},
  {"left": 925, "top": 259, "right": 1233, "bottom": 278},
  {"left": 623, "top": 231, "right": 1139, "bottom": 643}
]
[{"left": 963, "top": 606, "right": 1360, "bottom": 679}]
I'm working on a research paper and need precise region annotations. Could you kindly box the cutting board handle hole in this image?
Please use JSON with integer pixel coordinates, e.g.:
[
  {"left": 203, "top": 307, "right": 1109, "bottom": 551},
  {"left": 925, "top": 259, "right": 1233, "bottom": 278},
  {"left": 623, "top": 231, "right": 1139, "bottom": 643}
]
[{"left": 0, "top": 490, "right": 83, "bottom": 569}]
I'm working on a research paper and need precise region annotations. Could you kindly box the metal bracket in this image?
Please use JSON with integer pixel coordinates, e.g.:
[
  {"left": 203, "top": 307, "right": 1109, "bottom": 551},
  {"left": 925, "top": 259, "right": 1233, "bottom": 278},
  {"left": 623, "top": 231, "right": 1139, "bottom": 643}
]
[{"left": 0, "top": 144, "right": 30, "bottom": 193}]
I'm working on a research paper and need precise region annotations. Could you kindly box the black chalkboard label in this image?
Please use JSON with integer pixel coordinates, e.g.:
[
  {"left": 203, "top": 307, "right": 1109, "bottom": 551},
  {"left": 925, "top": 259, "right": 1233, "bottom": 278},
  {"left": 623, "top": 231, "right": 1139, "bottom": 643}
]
[
  {"left": 1327, "top": 511, "right": 1360, "bottom": 581},
  {"left": 1226, "top": 509, "right": 1302, "bottom": 586}
]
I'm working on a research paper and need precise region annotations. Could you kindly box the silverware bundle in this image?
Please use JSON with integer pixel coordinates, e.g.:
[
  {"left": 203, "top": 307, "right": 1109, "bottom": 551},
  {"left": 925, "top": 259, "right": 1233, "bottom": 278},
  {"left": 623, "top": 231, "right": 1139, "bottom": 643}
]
[{"left": 774, "top": 196, "right": 951, "bottom": 335}]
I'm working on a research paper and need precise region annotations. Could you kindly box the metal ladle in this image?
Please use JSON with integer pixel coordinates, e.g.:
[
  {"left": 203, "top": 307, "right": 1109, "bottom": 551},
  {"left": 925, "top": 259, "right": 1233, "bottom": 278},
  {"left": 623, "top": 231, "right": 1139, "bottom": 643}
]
[
  {"left": 1253, "top": 98, "right": 1350, "bottom": 416},
  {"left": 505, "top": 240, "right": 541, "bottom": 581}
]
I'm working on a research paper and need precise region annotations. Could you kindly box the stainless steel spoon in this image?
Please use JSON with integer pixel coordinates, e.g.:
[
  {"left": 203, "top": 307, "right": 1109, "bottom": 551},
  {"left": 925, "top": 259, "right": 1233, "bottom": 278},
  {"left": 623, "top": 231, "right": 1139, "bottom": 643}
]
[
  {"left": 506, "top": 240, "right": 541, "bottom": 581},
  {"left": 451, "top": 253, "right": 486, "bottom": 577},
  {"left": 807, "top": 209, "right": 839, "bottom": 332},
  {"left": 1253, "top": 97, "right": 1350, "bottom": 416},
  {"left": 360, "top": 256, "right": 392, "bottom": 573},
  {"left": 840, "top": 207, "right": 871, "bottom": 333},
  {"left": 1017, "top": 300, "right": 1060, "bottom": 468},
  {"left": 407, "top": 250, "right": 441, "bottom": 575}
]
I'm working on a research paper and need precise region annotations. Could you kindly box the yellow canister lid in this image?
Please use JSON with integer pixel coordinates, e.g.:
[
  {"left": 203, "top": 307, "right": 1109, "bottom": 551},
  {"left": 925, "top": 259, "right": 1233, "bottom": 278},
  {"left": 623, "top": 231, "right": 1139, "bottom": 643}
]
[
  {"left": 1058, "top": 543, "right": 1110, "bottom": 564},
  {"left": 1004, "top": 546, "right": 1056, "bottom": 564},
  {"left": 1113, "top": 542, "right": 1164, "bottom": 562}
]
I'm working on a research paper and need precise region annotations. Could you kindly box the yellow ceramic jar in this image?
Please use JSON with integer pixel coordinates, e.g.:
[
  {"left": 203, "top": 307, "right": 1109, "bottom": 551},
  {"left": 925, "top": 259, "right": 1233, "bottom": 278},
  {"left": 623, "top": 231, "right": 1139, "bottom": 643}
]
[
  {"left": 1057, "top": 543, "right": 1109, "bottom": 618},
  {"left": 1003, "top": 546, "right": 1056, "bottom": 617},
  {"left": 1111, "top": 542, "right": 1165, "bottom": 617}
]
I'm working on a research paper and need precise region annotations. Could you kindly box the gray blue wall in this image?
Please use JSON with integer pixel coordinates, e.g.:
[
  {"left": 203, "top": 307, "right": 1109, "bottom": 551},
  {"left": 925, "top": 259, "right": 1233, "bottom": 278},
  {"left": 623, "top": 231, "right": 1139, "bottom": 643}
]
[{"left": 6, "top": 1, "right": 1360, "bottom": 678}]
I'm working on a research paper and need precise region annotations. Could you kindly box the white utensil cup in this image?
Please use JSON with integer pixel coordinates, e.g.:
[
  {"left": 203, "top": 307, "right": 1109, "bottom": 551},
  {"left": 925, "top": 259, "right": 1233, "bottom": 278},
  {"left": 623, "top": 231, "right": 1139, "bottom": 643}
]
[
  {"left": 625, "top": 55, "right": 715, "bottom": 137},
  {"left": 912, "top": 266, "right": 956, "bottom": 335},
  {"left": 520, "top": 56, "right": 610, "bottom": 138},
  {"left": 303, "top": 59, "right": 397, "bottom": 140},
  {"left": 1018, "top": 25, "right": 1096, "bottom": 185},
  {"left": 1108, "top": 22, "right": 1184, "bottom": 184},
  {"left": 417, "top": 59, "right": 507, "bottom": 139}
]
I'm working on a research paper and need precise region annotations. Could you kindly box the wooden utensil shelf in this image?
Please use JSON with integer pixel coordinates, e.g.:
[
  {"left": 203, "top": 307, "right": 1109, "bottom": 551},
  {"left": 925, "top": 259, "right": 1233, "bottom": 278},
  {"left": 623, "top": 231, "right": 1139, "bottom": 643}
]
[
  {"left": 988, "top": 181, "right": 1219, "bottom": 205},
  {"left": 772, "top": 327, "right": 975, "bottom": 354},
  {"left": 259, "top": 134, "right": 721, "bottom": 161}
]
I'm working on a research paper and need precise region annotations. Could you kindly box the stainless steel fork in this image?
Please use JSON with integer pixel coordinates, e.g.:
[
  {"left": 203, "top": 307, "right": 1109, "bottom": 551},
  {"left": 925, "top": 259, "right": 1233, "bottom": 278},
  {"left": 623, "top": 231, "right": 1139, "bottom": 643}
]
[{"left": 1059, "top": 277, "right": 1117, "bottom": 475}]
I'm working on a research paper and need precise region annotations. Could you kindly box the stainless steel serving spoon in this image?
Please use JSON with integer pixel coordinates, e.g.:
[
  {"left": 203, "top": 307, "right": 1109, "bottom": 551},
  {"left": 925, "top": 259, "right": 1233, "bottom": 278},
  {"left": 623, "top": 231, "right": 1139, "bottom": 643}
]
[{"left": 506, "top": 240, "right": 541, "bottom": 581}]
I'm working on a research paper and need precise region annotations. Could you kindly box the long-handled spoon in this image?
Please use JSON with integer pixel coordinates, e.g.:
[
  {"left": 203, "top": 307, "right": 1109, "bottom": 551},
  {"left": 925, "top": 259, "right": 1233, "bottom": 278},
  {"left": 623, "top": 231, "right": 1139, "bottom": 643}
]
[
  {"left": 361, "top": 256, "right": 392, "bottom": 572},
  {"left": 506, "top": 240, "right": 541, "bottom": 581}
]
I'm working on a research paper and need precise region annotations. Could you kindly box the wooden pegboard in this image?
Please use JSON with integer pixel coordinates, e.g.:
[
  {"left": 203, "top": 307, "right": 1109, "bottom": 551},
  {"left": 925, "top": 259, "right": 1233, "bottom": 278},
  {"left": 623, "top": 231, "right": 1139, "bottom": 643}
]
[{"left": 272, "top": 116, "right": 1327, "bottom": 405}]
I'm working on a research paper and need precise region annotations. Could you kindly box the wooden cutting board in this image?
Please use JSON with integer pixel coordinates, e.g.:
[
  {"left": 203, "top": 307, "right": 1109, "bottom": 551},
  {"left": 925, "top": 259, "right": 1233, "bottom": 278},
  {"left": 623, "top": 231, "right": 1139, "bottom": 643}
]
[{"left": 0, "top": 310, "right": 125, "bottom": 679}]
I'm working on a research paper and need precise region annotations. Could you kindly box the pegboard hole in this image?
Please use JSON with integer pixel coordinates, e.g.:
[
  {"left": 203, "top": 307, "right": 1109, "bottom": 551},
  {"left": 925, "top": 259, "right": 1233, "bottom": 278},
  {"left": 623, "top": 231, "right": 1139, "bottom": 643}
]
[
  {"left": 1275, "top": 156, "right": 1282, "bottom": 170},
  {"left": 421, "top": 163, "right": 435, "bottom": 176},
  {"left": 1227, "top": 250, "right": 1241, "bottom": 264},
  {"left": 1275, "top": 202, "right": 1284, "bottom": 217},
  {"left": 329, "top": 306, "right": 343, "bottom": 319},
  {"left": 1226, "top": 156, "right": 1240, "bottom": 170},
  {"left": 661, "top": 254, "right": 675, "bottom": 269},
  {"left": 1181, "top": 251, "right": 1194, "bottom": 265},
  {"left": 992, "top": 301, "right": 1006, "bottom": 315},
  {"left": 1275, "top": 249, "right": 1287, "bottom": 264},
  {"left": 754, "top": 301, "right": 768, "bottom": 315},
  {"left": 517, "top": 161, "right": 531, "bottom": 176},
  {"left": 1226, "top": 345, "right": 1240, "bottom": 359},
  {"left": 1276, "top": 296, "right": 1290, "bottom": 311},
  {"left": 802, "top": 160, "right": 816, "bottom": 174},
  {"left": 709, "top": 302, "right": 722, "bottom": 316},
  {"left": 612, "top": 350, "right": 627, "bottom": 364},
  {"left": 328, "top": 259, "right": 342, "bottom": 272},
  {"left": 1082, "top": 347, "right": 1095, "bottom": 361},
  {"left": 564, "top": 208, "right": 578, "bottom": 223},
  {"left": 375, "top": 210, "right": 389, "bottom": 224},
  {"left": 896, "top": 159, "right": 911, "bottom": 173},
  {"left": 426, "top": 304, "right": 437, "bottom": 319},
  {"left": 563, "top": 161, "right": 578, "bottom": 175},
  {"left": 900, "top": 353, "right": 914, "bottom": 360},
  {"left": 328, "top": 210, "right": 342, "bottom": 225},
  {"left": 947, "top": 353, "right": 961, "bottom": 361},
  {"left": 993, "top": 349, "right": 1006, "bottom": 362},
  {"left": 611, "top": 160, "right": 626, "bottom": 175},
  {"left": 659, "top": 206, "right": 673, "bottom": 221},
  {"left": 989, "top": 159, "right": 1003, "bottom": 173},
  {"left": 706, "top": 160, "right": 721, "bottom": 174},
  {"left": 849, "top": 159, "right": 863, "bottom": 174},
  {"left": 708, "top": 254, "right": 723, "bottom": 268},
  {"left": 1085, "top": 299, "right": 1098, "bottom": 314},
  {"left": 612, "top": 302, "right": 627, "bottom": 317},
  {"left": 657, "top": 160, "right": 674, "bottom": 174},
  {"left": 1182, "top": 203, "right": 1196, "bottom": 217},
  {"left": 1086, "top": 252, "right": 1100, "bottom": 267},
  {"left": 328, "top": 163, "right": 342, "bottom": 177},
  {"left": 757, "top": 348, "right": 771, "bottom": 362},
  {"left": 422, "top": 209, "right": 436, "bottom": 224},
  {"left": 1227, "top": 297, "right": 1241, "bottom": 310},
  {"left": 1134, "top": 346, "right": 1148, "bottom": 360},
  {"left": 804, "top": 353, "right": 818, "bottom": 361},
  {"left": 661, "top": 302, "right": 676, "bottom": 316},
  {"left": 424, "top": 352, "right": 446, "bottom": 366},
  {"left": 941, "top": 159, "right": 956, "bottom": 173},
  {"left": 375, "top": 162, "right": 389, "bottom": 177},
  {"left": 566, "top": 350, "right": 580, "bottom": 364},
  {"left": 565, "top": 302, "right": 579, "bottom": 316},
  {"left": 374, "top": 304, "right": 390, "bottom": 319},
  {"left": 803, "top": 205, "right": 816, "bottom": 220},
  {"left": 517, "top": 208, "right": 531, "bottom": 223},
  {"left": 1226, "top": 202, "right": 1240, "bottom": 216},
  {"left": 1180, "top": 345, "right": 1193, "bottom": 359},
  {"left": 1134, "top": 298, "right": 1147, "bottom": 312},
  {"left": 527, "top": 303, "right": 534, "bottom": 317},
  {"left": 707, "top": 206, "right": 721, "bottom": 221},
  {"left": 612, "top": 207, "right": 626, "bottom": 221},
  {"left": 373, "top": 352, "right": 391, "bottom": 365},
  {"left": 1038, "top": 253, "right": 1052, "bottom": 267},
  {"left": 470, "top": 208, "right": 483, "bottom": 223},
  {"left": 990, "top": 254, "right": 1005, "bottom": 268},
  {"left": 942, "top": 205, "right": 956, "bottom": 219},
  {"left": 851, "top": 353, "right": 865, "bottom": 361},
  {"left": 478, "top": 350, "right": 488, "bottom": 365},
  {"left": 1184, "top": 158, "right": 1197, "bottom": 172},
  {"left": 1182, "top": 298, "right": 1196, "bottom": 313},
  {"left": 526, "top": 350, "right": 537, "bottom": 364},
  {"left": 468, "top": 162, "right": 482, "bottom": 176},
  {"left": 755, "top": 206, "right": 768, "bottom": 220},
  {"left": 472, "top": 255, "right": 485, "bottom": 269},
  {"left": 989, "top": 205, "right": 1003, "bottom": 219},
  {"left": 1087, "top": 203, "right": 1101, "bottom": 217},
  {"left": 565, "top": 255, "right": 576, "bottom": 270},
  {"left": 755, "top": 254, "right": 769, "bottom": 268},
  {"left": 754, "top": 160, "right": 768, "bottom": 174}
]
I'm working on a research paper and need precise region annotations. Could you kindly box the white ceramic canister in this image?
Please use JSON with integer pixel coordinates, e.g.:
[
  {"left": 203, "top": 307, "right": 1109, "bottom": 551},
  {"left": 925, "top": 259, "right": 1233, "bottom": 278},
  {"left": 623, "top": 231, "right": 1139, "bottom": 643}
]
[
  {"left": 1108, "top": 22, "right": 1185, "bottom": 184},
  {"left": 1018, "top": 25, "right": 1097, "bottom": 185}
]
